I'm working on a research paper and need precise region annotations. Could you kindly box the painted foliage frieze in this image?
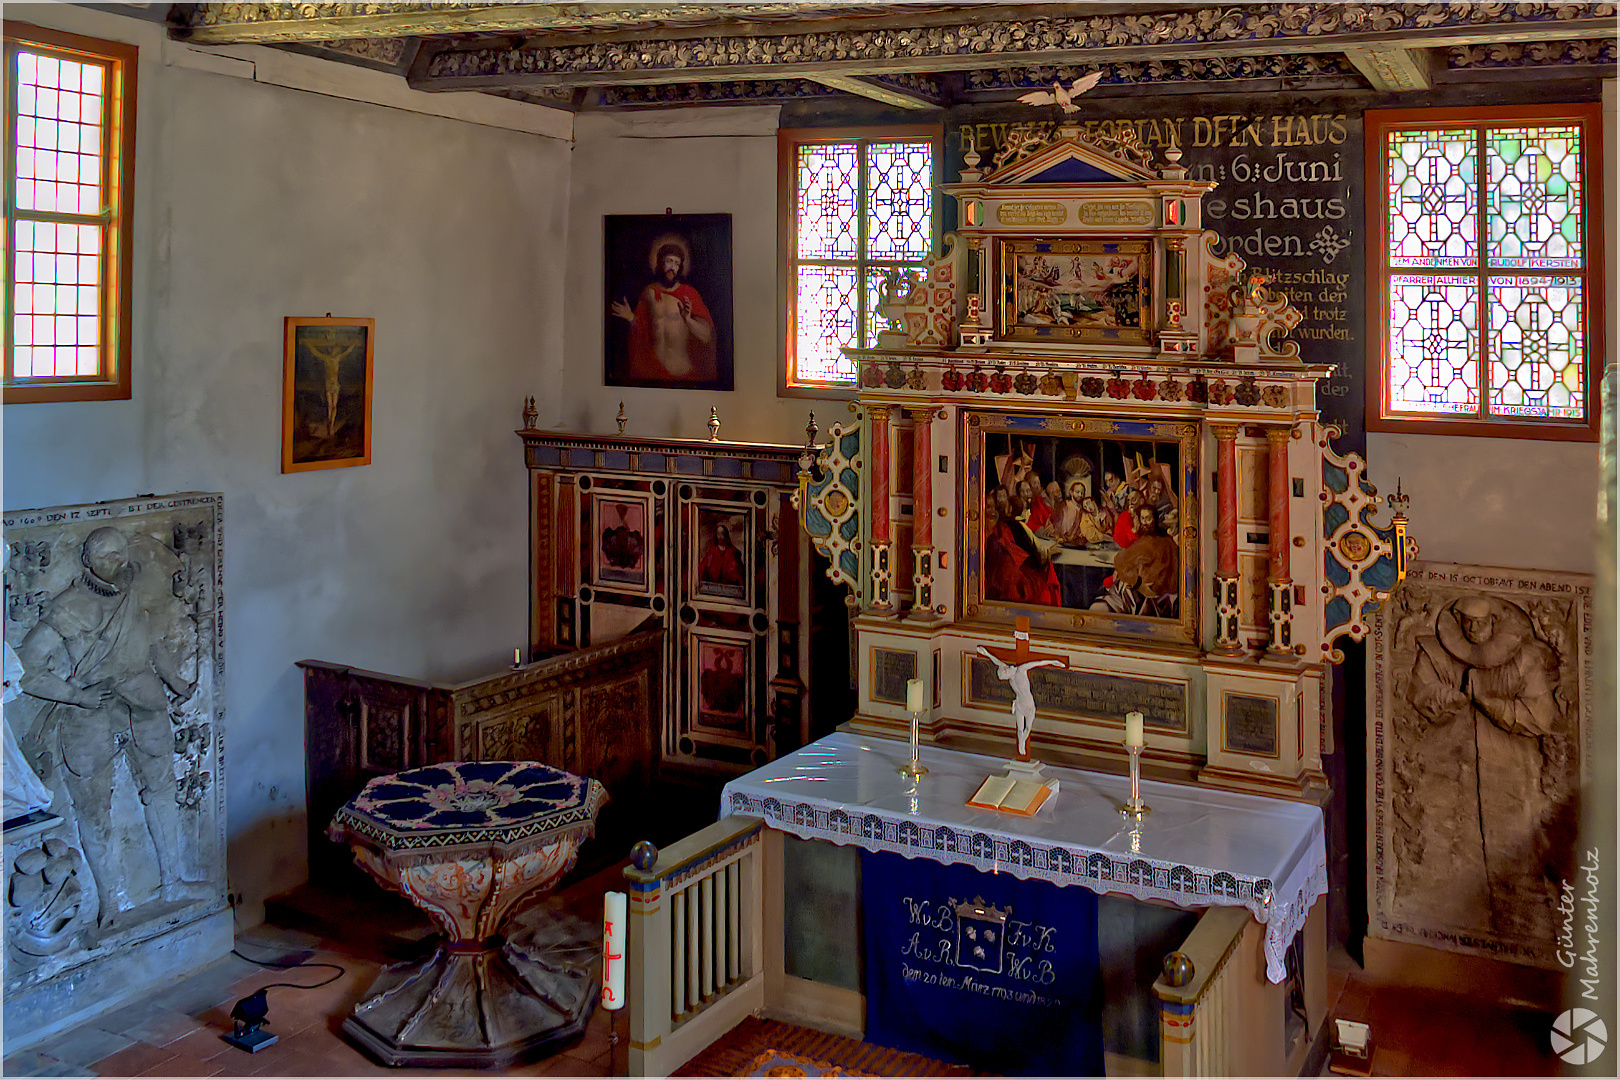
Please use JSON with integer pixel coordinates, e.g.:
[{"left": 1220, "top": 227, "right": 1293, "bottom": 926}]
[
  {"left": 1369, "top": 561, "right": 1590, "bottom": 969},
  {"left": 418, "top": 4, "right": 1618, "bottom": 81},
  {"left": 3, "top": 494, "right": 225, "bottom": 983}
]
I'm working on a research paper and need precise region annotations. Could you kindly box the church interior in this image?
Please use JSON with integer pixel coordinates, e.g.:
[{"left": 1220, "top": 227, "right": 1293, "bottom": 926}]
[{"left": 2, "top": 2, "right": 1615, "bottom": 1077}]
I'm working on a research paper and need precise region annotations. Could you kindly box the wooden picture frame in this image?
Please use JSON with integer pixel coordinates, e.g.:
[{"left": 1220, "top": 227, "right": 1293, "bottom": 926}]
[
  {"left": 691, "top": 632, "right": 754, "bottom": 748},
  {"left": 282, "top": 317, "right": 374, "bottom": 473},
  {"left": 998, "top": 237, "right": 1153, "bottom": 345},
  {"left": 592, "top": 491, "right": 653, "bottom": 595},
  {"left": 961, "top": 410, "right": 1199, "bottom": 646},
  {"left": 691, "top": 503, "right": 751, "bottom": 606},
  {"left": 604, "top": 213, "right": 734, "bottom": 390}
]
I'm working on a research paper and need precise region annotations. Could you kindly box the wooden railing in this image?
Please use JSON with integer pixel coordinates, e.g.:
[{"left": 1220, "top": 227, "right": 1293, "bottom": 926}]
[
  {"left": 1154, "top": 902, "right": 1326, "bottom": 1077},
  {"left": 623, "top": 815, "right": 768, "bottom": 1078}
]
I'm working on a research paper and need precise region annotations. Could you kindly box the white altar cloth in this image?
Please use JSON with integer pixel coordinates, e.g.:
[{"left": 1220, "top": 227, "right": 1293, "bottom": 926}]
[{"left": 721, "top": 732, "right": 1327, "bottom": 983}]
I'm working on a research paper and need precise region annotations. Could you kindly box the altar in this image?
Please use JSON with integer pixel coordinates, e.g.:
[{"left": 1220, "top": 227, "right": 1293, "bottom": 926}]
[
  {"left": 618, "top": 121, "right": 1414, "bottom": 1078},
  {"left": 721, "top": 731, "right": 1327, "bottom": 987}
]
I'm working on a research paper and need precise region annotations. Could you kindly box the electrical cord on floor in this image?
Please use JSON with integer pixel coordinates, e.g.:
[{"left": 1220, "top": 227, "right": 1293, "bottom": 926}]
[{"left": 232, "top": 946, "right": 345, "bottom": 989}]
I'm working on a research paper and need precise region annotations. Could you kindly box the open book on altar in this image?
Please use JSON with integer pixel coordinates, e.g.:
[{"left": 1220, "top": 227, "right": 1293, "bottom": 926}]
[{"left": 967, "top": 773, "right": 1055, "bottom": 816}]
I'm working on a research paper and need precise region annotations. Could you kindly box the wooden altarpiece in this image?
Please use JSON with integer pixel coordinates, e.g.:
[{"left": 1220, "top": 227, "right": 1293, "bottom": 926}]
[{"left": 800, "top": 124, "right": 1417, "bottom": 801}]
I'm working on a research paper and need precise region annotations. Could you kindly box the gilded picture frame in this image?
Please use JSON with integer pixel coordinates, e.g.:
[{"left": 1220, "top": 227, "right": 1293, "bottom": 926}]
[
  {"left": 961, "top": 410, "right": 1199, "bottom": 646},
  {"left": 998, "top": 238, "right": 1153, "bottom": 345},
  {"left": 282, "top": 316, "right": 374, "bottom": 473}
]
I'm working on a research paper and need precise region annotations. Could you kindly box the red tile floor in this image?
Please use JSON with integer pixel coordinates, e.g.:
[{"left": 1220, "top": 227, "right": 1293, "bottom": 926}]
[{"left": 4, "top": 864, "right": 1570, "bottom": 1078}]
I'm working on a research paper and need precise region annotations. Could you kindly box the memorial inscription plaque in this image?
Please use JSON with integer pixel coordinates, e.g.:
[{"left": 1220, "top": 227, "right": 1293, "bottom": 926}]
[
  {"left": 967, "top": 657, "right": 1187, "bottom": 733},
  {"left": 871, "top": 648, "right": 919, "bottom": 705},
  {"left": 1222, "top": 693, "right": 1280, "bottom": 756}
]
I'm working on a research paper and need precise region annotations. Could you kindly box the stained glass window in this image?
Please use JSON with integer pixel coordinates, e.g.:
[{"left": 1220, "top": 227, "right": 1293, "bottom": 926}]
[
  {"left": 784, "top": 130, "right": 936, "bottom": 387},
  {"left": 5, "top": 25, "right": 135, "bottom": 401},
  {"left": 1371, "top": 107, "right": 1598, "bottom": 434}
]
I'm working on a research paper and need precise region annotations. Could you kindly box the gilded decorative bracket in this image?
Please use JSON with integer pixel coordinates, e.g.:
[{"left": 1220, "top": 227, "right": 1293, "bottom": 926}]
[
  {"left": 797, "top": 422, "right": 863, "bottom": 600},
  {"left": 1319, "top": 426, "right": 1419, "bottom": 662}
]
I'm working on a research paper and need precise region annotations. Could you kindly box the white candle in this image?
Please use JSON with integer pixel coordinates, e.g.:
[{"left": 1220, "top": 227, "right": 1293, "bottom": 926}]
[
  {"left": 514, "top": 647, "right": 522, "bottom": 666},
  {"left": 906, "top": 677, "right": 926, "bottom": 713},
  {"left": 1125, "top": 711, "right": 1145, "bottom": 748},
  {"left": 602, "top": 890, "right": 627, "bottom": 1010}
]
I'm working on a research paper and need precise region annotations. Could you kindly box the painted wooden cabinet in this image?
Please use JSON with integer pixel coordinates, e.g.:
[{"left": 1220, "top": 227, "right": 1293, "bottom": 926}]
[{"left": 520, "top": 430, "right": 811, "bottom": 778}]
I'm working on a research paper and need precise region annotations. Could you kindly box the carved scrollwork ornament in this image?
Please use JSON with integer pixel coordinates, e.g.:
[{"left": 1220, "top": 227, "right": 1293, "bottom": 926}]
[{"left": 8, "top": 839, "right": 95, "bottom": 959}]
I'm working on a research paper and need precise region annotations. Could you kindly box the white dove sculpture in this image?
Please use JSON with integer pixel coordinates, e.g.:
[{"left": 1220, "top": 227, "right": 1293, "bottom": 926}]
[{"left": 1016, "top": 70, "right": 1104, "bottom": 113}]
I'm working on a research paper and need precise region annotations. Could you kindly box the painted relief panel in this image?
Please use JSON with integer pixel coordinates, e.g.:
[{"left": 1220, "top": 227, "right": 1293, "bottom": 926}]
[
  {"left": 962, "top": 411, "right": 1199, "bottom": 645},
  {"left": 3, "top": 494, "right": 225, "bottom": 990},
  {"left": 1369, "top": 561, "right": 1590, "bottom": 969}
]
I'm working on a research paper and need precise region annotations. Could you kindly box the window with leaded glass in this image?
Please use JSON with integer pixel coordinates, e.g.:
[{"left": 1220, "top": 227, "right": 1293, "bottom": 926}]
[
  {"left": 779, "top": 126, "right": 939, "bottom": 393},
  {"left": 1367, "top": 105, "right": 1601, "bottom": 439},
  {"left": 5, "top": 22, "right": 136, "bottom": 402}
]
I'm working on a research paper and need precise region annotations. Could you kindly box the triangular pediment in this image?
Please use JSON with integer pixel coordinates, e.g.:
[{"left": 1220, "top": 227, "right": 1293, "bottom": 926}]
[{"left": 985, "top": 129, "right": 1160, "bottom": 187}]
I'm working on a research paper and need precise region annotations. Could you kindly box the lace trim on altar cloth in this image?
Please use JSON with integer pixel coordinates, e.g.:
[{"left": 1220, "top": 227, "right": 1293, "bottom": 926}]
[{"left": 726, "top": 789, "right": 1327, "bottom": 984}]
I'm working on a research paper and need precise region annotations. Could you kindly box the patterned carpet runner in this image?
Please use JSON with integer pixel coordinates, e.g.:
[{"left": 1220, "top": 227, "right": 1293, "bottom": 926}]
[{"left": 673, "top": 1017, "right": 988, "bottom": 1077}]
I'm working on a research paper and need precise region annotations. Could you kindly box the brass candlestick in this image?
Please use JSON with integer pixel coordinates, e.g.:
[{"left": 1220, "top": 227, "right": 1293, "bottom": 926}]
[
  {"left": 1119, "top": 744, "right": 1151, "bottom": 817},
  {"left": 899, "top": 708, "right": 929, "bottom": 779}
]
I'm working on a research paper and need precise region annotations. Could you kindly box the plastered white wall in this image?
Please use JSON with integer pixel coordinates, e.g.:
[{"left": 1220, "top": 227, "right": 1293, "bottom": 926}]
[
  {"left": 561, "top": 107, "right": 847, "bottom": 443},
  {"left": 2, "top": 6, "right": 572, "bottom": 923},
  {"left": 1364, "top": 433, "right": 1599, "bottom": 575}
]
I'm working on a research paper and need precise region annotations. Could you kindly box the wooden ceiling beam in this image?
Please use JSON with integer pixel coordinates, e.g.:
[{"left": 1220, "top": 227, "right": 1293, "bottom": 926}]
[
  {"left": 407, "top": 16, "right": 1618, "bottom": 92},
  {"left": 805, "top": 74, "right": 942, "bottom": 110},
  {"left": 174, "top": 2, "right": 1034, "bottom": 46},
  {"left": 1342, "top": 45, "right": 1433, "bottom": 92}
]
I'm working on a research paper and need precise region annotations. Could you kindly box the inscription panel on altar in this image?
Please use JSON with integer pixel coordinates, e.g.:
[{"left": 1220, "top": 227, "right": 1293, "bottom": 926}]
[
  {"left": 966, "top": 656, "right": 1187, "bottom": 733},
  {"left": 1222, "top": 692, "right": 1279, "bottom": 757},
  {"left": 871, "top": 647, "right": 919, "bottom": 706}
]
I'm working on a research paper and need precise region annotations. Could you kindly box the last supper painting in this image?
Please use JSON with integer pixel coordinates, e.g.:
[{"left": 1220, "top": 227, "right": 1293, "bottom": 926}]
[{"left": 964, "top": 412, "right": 1198, "bottom": 646}]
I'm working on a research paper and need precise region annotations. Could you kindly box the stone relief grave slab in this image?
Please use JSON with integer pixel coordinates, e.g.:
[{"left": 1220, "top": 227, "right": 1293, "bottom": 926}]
[
  {"left": 1369, "top": 561, "right": 1591, "bottom": 969},
  {"left": 3, "top": 493, "right": 229, "bottom": 1048}
]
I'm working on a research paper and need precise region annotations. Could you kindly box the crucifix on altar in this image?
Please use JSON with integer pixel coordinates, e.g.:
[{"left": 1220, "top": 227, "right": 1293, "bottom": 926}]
[{"left": 969, "top": 617, "right": 1069, "bottom": 815}]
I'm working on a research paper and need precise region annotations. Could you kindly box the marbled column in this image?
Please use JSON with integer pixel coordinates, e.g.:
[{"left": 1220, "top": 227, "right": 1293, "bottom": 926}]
[
  {"left": 907, "top": 407, "right": 934, "bottom": 612},
  {"left": 1210, "top": 423, "right": 1243, "bottom": 654},
  {"left": 870, "top": 405, "right": 893, "bottom": 612},
  {"left": 1164, "top": 236, "right": 1184, "bottom": 329},
  {"left": 1266, "top": 426, "right": 1294, "bottom": 655}
]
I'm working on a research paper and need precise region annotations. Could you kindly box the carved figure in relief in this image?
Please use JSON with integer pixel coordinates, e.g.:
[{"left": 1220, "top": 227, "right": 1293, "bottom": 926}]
[
  {"left": 15, "top": 527, "right": 199, "bottom": 926},
  {"left": 1403, "top": 594, "right": 1573, "bottom": 938},
  {"left": 610, "top": 238, "right": 716, "bottom": 382},
  {"left": 3, "top": 642, "right": 52, "bottom": 821}
]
